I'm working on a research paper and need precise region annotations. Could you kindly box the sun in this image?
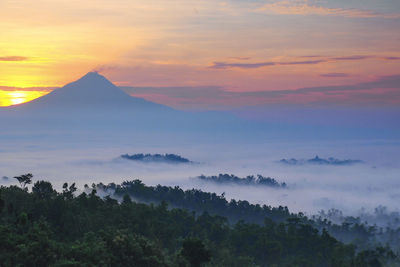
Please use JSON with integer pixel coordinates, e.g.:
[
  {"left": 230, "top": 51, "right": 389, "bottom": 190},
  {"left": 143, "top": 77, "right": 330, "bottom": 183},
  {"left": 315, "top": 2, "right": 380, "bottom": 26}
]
[
  {"left": 9, "top": 91, "right": 29, "bottom": 105},
  {"left": 0, "top": 90, "right": 49, "bottom": 107}
]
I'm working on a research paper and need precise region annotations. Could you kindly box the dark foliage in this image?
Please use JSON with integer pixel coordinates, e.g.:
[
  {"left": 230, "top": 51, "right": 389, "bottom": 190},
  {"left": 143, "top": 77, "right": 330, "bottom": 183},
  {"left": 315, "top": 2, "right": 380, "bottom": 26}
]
[
  {"left": 13, "top": 173, "right": 33, "bottom": 189},
  {"left": 103, "top": 180, "right": 400, "bottom": 253},
  {"left": 0, "top": 176, "right": 397, "bottom": 266},
  {"left": 280, "top": 156, "right": 364, "bottom": 166},
  {"left": 106, "top": 180, "right": 292, "bottom": 224},
  {"left": 121, "top": 153, "right": 191, "bottom": 164},
  {"left": 181, "top": 239, "right": 211, "bottom": 267},
  {"left": 197, "top": 174, "right": 287, "bottom": 188}
]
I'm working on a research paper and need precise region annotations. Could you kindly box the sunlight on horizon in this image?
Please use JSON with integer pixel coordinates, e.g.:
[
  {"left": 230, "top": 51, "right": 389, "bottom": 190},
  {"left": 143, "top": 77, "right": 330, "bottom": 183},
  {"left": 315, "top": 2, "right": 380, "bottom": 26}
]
[{"left": 0, "top": 90, "right": 49, "bottom": 106}]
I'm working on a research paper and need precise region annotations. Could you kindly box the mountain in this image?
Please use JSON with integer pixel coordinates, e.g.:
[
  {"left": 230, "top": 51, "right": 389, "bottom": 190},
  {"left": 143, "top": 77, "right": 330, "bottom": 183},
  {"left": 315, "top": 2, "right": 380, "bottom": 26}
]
[
  {"left": 0, "top": 72, "right": 247, "bottom": 141},
  {"left": 3, "top": 72, "right": 171, "bottom": 112}
]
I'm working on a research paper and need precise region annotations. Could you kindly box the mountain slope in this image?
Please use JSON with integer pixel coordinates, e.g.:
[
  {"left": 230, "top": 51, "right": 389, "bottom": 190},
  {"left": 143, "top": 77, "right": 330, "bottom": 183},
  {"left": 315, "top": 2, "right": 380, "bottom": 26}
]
[{"left": 4, "top": 72, "right": 171, "bottom": 112}]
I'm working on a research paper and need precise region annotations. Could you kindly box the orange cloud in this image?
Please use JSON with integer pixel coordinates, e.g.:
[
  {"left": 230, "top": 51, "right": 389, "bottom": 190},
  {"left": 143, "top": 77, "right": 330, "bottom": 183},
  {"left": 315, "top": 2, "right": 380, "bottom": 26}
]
[
  {"left": 258, "top": 1, "right": 400, "bottom": 19},
  {"left": 0, "top": 56, "right": 28, "bottom": 61}
]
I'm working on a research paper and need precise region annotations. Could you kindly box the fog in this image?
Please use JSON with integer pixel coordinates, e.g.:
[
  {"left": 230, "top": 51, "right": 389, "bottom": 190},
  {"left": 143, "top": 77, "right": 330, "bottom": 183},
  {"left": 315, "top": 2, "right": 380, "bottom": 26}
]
[{"left": 1, "top": 134, "right": 399, "bottom": 225}]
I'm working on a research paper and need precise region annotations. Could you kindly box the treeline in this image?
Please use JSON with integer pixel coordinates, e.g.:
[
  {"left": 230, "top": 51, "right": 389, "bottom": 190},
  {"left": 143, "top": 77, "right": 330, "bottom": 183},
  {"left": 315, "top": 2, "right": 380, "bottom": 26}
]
[
  {"left": 196, "top": 174, "right": 287, "bottom": 188},
  {"left": 313, "top": 209, "right": 400, "bottom": 253},
  {"left": 1, "top": 178, "right": 397, "bottom": 266},
  {"left": 121, "top": 153, "right": 191, "bottom": 163},
  {"left": 99, "top": 180, "right": 400, "bottom": 254},
  {"left": 280, "top": 156, "right": 363, "bottom": 166},
  {"left": 102, "top": 180, "right": 291, "bottom": 223}
]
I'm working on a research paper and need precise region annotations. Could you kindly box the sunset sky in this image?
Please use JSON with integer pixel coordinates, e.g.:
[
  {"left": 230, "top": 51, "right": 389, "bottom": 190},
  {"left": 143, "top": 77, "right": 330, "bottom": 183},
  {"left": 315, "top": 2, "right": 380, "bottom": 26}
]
[{"left": 1, "top": 0, "right": 400, "bottom": 108}]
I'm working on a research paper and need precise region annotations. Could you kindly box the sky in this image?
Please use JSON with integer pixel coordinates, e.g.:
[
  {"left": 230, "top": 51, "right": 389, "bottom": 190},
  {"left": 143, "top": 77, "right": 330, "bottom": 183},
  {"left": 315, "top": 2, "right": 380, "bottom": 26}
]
[{"left": 1, "top": 0, "right": 400, "bottom": 108}]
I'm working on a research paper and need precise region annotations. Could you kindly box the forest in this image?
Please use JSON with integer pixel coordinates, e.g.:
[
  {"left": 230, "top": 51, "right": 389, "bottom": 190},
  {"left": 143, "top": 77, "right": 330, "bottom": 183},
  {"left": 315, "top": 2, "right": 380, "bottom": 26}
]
[
  {"left": 196, "top": 174, "right": 287, "bottom": 188},
  {"left": 279, "top": 156, "right": 363, "bottom": 166},
  {"left": 0, "top": 175, "right": 398, "bottom": 266},
  {"left": 100, "top": 180, "right": 400, "bottom": 253},
  {"left": 120, "top": 154, "right": 192, "bottom": 164}
]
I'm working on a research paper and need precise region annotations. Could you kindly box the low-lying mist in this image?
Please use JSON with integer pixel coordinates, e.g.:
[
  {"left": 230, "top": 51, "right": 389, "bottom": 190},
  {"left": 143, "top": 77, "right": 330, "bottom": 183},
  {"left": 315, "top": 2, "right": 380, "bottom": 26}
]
[{"left": 1, "top": 135, "right": 399, "bottom": 229}]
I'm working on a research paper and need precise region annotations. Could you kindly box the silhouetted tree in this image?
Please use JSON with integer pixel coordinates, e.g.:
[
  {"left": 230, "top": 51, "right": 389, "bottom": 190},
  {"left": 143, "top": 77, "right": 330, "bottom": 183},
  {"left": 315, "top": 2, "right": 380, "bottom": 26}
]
[
  {"left": 32, "top": 181, "right": 55, "bottom": 199},
  {"left": 62, "top": 182, "right": 77, "bottom": 200},
  {"left": 13, "top": 173, "right": 33, "bottom": 189}
]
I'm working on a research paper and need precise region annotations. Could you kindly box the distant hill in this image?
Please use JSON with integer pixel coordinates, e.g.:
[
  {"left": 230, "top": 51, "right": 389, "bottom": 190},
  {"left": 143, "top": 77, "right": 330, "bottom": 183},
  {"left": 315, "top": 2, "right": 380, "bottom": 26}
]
[
  {"left": 280, "top": 156, "right": 364, "bottom": 166},
  {"left": 121, "top": 153, "right": 192, "bottom": 164}
]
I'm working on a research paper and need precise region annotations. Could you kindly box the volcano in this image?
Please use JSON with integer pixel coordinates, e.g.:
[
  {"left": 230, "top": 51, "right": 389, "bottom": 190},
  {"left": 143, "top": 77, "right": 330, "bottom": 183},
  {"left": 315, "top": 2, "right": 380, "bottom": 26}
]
[
  {"left": 0, "top": 72, "right": 243, "bottom": 139},
  {"left": 5, "top": 72, "right": 171, "bottom": 112}
]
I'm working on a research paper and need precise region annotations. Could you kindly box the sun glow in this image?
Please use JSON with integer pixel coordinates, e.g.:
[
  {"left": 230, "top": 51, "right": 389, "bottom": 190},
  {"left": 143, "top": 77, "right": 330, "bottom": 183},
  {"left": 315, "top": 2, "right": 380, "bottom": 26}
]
[{"left": 0, "top": 90, "right": 49, "bottom": 106}]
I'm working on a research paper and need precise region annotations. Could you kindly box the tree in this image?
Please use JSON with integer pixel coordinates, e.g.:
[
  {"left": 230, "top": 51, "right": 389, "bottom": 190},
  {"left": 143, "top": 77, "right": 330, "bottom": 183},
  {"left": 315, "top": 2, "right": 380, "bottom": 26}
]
[
  {"left": 0, "top": 192, "right": 4, "bottom": 213},
  {"left": 180, "top": 238, "right": 211, "bottom": 267},
  {"left": 13, "top": 173, "right": 33, "bottom": 189},
  {"left": 122, "top": 194, "right": 132, "bottom": 204},
  {"left": 32, "top": 181, "right": 55, "bottom": 199},
  {"left": 62, "top": 182, "right": 77, "bottom": 200}
]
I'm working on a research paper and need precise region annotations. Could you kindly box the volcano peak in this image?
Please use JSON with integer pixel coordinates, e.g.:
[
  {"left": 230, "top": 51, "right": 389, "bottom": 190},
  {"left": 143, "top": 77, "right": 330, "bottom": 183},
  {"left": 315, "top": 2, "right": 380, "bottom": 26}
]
[{"left": 78, "top": 71, "right": 108, "bottom": 83}]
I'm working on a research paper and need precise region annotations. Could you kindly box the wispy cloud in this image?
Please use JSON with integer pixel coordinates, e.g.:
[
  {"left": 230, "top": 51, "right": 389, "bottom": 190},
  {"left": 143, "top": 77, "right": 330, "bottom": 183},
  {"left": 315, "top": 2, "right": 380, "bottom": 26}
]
[
  {"left": 332, "top": 55, "right": 373, "bottom": 61},
  {"left": 210, "top": 55, "right": 399, "bottom": 69},
  {"left": 0, "top": 86, "right": 54, "bottom": 92},
  {"left": 211, "top": 61, "right": 276, "bottom": 69},
  {"left": 320, "top": 73, "right": 349, "bottom": 78},
  {"left": 210, "top": 59, "right": 327, "bottom": 69},
  {"left": 257, "top": 0, "right": 400, "bottom": 19},
  {"left": 229, "top": 57, "right": 251, "bottom": 61},
  {"left": 121, "top": 75, "right": 400, "bottom": 108},
  {"left": 280, "top": 60, "right": 325, "bottom": 65},
  {"left": 0, "top": 56, "right": 28, "bottom": 61},
  {"left": 240, "top": 75, "right": 400, "bottom": 97},
  {"left": 91, "top": 64, "right": 119, "bottom": 73},
  {"left": 384, "top": 57, "right": 400, "bottom": 60},
  {"left": 300, "top": 55, "right": 324, "bottom": 58}
]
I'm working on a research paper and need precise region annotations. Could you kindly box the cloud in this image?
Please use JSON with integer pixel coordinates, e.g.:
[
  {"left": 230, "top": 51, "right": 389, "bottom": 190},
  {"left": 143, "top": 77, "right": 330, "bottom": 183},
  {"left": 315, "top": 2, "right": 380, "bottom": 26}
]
[
  {"left": 0, "top": 56, "right": 28, "bottom": 61},
  {"left": 229, "top": 57, "right": 251, "bottom": 61},
  {"left": 210, "top": 61, "right": 276, "bottom": 69},
  {"left": 121, "top": 75, "right": 400, "bottom": 108},
  {"left": 231, "top": 75, "right": 400, "bottom": 106},
  {"left": 91, "top": 64, "right": 119, "bottom": 73},
  {"left": 210, "top": 59, "right": 326, "bottom": 69},
  {"left": 300, "top": 55, "right": 325, "bottom": 58},
  {"left": 384, "top": 57, "right": 400, "bottom": 60},
  {"left": 239, "top": 75, "right": 400, "bottom": 97},
  {"left": 320, "top": 73, "right": 349, "bottom": 78},
  {"left": 210, "top": 55, "right": 399, "bottom": 70},
  {"left": 0, "top": 86, "right": 54, "bottom": 92},
  {"left": 332, "top": 55, "right": 373, "bottom": 61},
  {"left": 280, "top": 60, "right": 325, "bottom": 65},
  {"left": 209, "top": 55, "right": 375, "bottom": 69},
  {"left": 257, "top": 1, "right": 400, "bottom": 19}
]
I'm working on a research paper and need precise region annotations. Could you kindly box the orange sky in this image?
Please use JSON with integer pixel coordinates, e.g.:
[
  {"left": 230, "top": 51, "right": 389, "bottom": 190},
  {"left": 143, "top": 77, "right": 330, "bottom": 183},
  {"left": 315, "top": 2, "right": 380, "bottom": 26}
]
[{"left": 1, "top": 0, "right": 400, "bottom": 108}]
